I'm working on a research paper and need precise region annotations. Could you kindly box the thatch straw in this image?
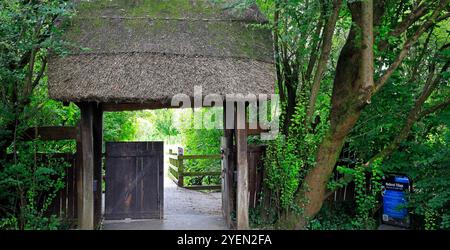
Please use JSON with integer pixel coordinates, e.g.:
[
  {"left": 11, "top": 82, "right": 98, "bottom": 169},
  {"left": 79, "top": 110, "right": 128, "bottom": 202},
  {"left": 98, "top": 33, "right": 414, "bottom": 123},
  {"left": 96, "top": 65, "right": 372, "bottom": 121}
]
[{"left": 48, "top": 0, "right": 275, "bottom": 104}]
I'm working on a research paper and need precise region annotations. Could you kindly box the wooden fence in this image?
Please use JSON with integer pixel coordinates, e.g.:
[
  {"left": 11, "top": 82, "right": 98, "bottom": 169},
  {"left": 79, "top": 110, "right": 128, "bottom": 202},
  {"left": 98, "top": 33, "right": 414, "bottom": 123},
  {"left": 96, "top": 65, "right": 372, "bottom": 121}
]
[
  {"left": 168, "top": 149, "right": 222, "bottom": 191},
  {"left": 22, "top": 126, "right": 79, "bottom": 227},
  {"left": 167, "top": 145, "right": 266, "bottom": 206},
  {"left": 247, "top": 145, "right": 266, "bottom": 209},
  {"left": 38, "top": 153, "right": 77, "bottom": 226}
]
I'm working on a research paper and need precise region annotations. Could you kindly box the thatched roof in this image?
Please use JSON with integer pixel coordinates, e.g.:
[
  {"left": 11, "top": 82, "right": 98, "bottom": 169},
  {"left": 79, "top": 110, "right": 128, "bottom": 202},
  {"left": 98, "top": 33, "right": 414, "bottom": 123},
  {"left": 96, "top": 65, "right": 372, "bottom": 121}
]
[{"left": 48, "top": 0, "right": 275, "bottom": 105}]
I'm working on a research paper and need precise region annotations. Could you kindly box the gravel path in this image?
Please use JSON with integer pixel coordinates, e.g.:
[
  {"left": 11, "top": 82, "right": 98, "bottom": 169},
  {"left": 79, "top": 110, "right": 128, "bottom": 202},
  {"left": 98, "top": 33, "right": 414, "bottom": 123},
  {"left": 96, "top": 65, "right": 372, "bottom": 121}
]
[{"left": 164, "top": 181, "right": 223, "bottom": 216}]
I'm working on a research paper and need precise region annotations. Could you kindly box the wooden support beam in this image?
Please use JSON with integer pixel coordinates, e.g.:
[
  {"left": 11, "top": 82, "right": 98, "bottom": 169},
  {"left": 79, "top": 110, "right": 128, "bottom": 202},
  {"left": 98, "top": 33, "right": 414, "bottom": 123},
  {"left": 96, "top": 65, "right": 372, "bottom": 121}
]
[
  {"left": 222, "top": 101, "right": 236, "bottom": 229},
  {"left": 182, "top": 171, "right": 221, "bottom": 177},
  {"left": 101, "top": 98, "right": 204, "bottom": 112},
  {"left": 77, "top": 102, "right": 95, "bottom": 230},
  {"left": 92, "top": 104, "right": 103, "bottom": 229},
  {"left": 236, "top": 102, "right": 249, "bottom": 230},
  {"left": 177, "top": 156, "right": 184, "bottom": 187},
  {"left": 221, "top": 136, "right": 232, "bottom": 227},
  {"left": 23, "top": 126, "right": 77, "bottom": 141},
  {"left": 246, "top": 122, "right": 270, "bottom": 136},
  {"left": 75, "top": 140, "right": 81, "bottom": 221},
  {"left": 175, "top": 154, "right": 222, "bottom": 160},
  {"left": 102, "top": 102, "right": 168, "bottom": 112},
  {"left": 67, "top": 155, "right": 76, "bottom": 221}
]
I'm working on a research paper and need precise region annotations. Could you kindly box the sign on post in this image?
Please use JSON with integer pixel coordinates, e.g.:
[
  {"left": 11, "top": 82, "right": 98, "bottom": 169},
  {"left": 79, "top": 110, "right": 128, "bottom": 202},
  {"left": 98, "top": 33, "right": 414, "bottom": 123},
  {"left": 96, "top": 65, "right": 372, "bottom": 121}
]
[
  {"left": 178, "top": 147, "right": 184, "bottom": 156},
  {"left": 381, "top": 174, "right": 412, "bottom": 228}
]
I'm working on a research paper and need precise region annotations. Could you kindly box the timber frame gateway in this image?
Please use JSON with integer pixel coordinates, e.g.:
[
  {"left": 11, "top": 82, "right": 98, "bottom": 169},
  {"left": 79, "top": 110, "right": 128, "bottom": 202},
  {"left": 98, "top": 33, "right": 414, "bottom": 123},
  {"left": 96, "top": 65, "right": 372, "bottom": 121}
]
[{"left": 47, "top": 0, "right": 276, "bottom": 230}]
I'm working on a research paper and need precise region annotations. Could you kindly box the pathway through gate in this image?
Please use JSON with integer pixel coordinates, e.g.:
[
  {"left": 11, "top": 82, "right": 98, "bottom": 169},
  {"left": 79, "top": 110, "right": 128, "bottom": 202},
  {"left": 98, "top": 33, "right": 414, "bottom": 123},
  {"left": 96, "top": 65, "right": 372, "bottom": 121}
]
[{"left": 102, "top": 149, "right": 228, "bottom": 230}]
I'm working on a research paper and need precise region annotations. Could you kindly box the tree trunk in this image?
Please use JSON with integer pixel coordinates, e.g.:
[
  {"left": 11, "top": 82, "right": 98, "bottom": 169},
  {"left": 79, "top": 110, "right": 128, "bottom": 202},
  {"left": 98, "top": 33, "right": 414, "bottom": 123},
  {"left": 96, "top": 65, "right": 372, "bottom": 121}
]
[{"left": 279, "top": 0, "right": 375, "bottom": 229}]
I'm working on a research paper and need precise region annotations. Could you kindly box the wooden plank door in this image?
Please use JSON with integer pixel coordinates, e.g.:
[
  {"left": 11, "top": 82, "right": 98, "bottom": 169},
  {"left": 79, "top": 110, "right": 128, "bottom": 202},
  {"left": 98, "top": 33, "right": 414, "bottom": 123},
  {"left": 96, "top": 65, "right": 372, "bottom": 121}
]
[{"left": 105, "top": 142, "right": 163, "bottom": 220}]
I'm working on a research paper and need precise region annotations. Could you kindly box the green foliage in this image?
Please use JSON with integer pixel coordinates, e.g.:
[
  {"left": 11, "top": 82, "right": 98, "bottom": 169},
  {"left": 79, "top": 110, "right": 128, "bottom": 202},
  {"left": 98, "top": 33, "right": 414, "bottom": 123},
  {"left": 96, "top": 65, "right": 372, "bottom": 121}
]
[
  {"left": 152, "top": 111, "right": 179, "bottom": 140},
  {"left": 103, "top": 112, "right": 138, "bottom": 142},
  {"left": 0, "top": 0, "right": 447, "bottom": 231},
  {"left": 255, "top": 0, "right": 337, "bottom": 224},
  {"left": 308, "top": 203, "right": 356, "bottom": 230},
  {"left": 348, "top": 22, "right": 450, "bottom": 229},
  {"left": 264, "top": 135, "right": 302, "bottom": 210},
  {"left": 180, "top": 108, "right": 223, "bottom": 186},
  {"left": 135, "top": 110, "right": 180, "bottom": 143},
  {"left": 385, "top": 124, "right": 450, "bottom": 230},
  {"left": 255, "top": 0, "right": 450, "bottom": 230},
  {"left": 354, "top": 160, "right": 382, "bottom": 229},
  {"left": 0, "top": 141, "right": 69, "bottom": 230},
  {"left": 0, "top": 0, "right": 74, "bottom": 145},
  {"left": 345, "top": 5, "right": 450, "bottom": 230},
  {"left": 332, "top": 160, "right": 383, "bottom": 230},
  {"left": 181, "top": 109, "right": 222, "bottom": 155},
  {"left": 264, "top": 95, "right": 330, "bottom": 214},
  {"left": 0, "top": 0, "right": 75, "bottom": 229},
  {"left": 258, "top": 0, "right": 450, "bottom": 230},
  {"left": 424, "top": 209, "right": 439, "bottom": 230},
  {"left": 249, "top": 191, "right": 279, "bottom": 228}
]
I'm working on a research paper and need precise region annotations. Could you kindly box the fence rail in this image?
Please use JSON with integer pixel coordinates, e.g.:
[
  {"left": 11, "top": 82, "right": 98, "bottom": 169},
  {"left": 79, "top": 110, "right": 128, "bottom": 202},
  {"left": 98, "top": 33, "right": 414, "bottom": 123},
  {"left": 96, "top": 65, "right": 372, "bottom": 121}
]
[{"left": 168, "top": 150, "right": 222, "bottom": 191}]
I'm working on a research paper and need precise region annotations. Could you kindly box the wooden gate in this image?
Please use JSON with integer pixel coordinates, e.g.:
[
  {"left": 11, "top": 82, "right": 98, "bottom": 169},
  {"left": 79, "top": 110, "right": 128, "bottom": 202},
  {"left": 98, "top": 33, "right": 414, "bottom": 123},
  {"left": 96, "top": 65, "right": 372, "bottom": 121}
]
[{"left": 105, "top": 142, "right": 164, "bottom": 220}]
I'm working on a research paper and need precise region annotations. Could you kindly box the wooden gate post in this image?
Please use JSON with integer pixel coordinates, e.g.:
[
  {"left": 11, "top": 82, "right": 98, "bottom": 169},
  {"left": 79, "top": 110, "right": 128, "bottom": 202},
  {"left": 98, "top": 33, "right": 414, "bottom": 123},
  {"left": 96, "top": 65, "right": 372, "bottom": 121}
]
[
  {"left": 236, "top": 101, "right": 249, "bottom": 230},
  {"left": 221, "top": 101, "right": 235, "bottom": 228},
  {"left": 77, "top": 102, "right": 95, "bottom": 230},
  {"left": 93, "top": 104, "right": 103, "bottom": 228},
  {"left": 178, "top": 156, "right": 184, "bottom": 187}
]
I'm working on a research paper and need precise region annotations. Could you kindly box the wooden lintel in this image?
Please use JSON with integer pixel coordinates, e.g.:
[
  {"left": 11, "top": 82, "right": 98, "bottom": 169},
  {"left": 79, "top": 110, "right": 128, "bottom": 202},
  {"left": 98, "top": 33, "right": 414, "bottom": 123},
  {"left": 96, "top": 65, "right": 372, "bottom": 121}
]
[{"left": 102, "top": 102, "right": 170, "bottom": 112}]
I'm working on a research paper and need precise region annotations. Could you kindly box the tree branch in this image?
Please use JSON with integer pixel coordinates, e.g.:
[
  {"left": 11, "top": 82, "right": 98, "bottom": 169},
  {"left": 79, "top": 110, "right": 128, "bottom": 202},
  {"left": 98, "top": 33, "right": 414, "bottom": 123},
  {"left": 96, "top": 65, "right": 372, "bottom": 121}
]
[
  {"left": 305, "top": 0, "right": 343, "bottom": 124},
  {"left": 273, "top": 4, "right": 285, "bottom": 104},
  {"left": 418, "top": 98, "right": 450, "bottom": 119},
  {"left": 409, "top": 27, "right": 434, "bottom": 82},
  {"left": 373, "top": 0, "right": 449, "bottom": 94},
  {"left": 304, "top": 4, "right": 326, "bottom": 82},
  {"left": 369, "top": 60, "right": 449, "bottom": 164},
  {"left": 378, "top": 2, "right": 430, "bottom": 52},
  {"left": 331, "top": 62, "right": 449, "bottom": 191},
  {"left": 32, "top": 57, "right": 47, "bottom": 90}
]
